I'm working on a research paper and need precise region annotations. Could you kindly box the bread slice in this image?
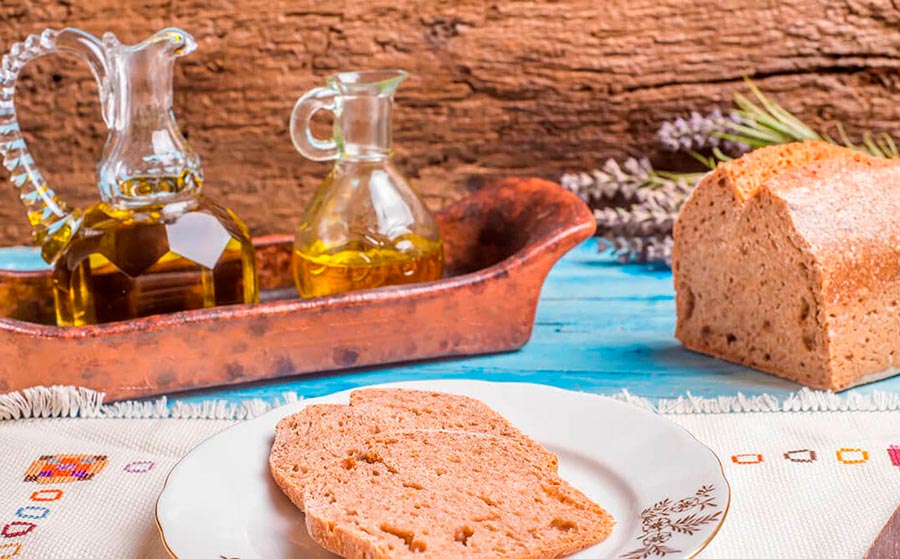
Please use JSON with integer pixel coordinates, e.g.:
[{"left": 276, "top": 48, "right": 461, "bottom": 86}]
[
  {"left": 270, "top": 389, "right": 558, "bottom": 512},
  {"left": 303, "top": 430, "right": 614, "bottom": 559},
  {"left": 349, "top": 388, "right": 553, "bottom": 453},
  {"left": 270, "top": 403, "right": 384, "bottom": 511},
  {"left": 674, "top": 141, "right": 900, "bottom": 389}
]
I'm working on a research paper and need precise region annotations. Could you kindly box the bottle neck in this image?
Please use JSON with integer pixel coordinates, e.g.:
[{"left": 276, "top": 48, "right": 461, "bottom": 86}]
[
  {"left": 336, "top": 95, "right": 393, "bottom": 160},
  {"left": 111, "top": 48, "right": 176, "bottom": 132}
]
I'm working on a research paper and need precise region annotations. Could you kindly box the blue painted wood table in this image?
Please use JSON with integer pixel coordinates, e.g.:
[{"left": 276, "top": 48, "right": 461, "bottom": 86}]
[{"left": 6, "top": 238, "right": 900, "bottom": 404}]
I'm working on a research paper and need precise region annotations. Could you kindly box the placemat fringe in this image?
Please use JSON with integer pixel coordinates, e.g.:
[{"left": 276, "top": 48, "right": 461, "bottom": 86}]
[
  {"left": 2, "top": 384, "right": 899, "bottom": 420},
  {"left": 0, "top": 385, "right": 300, "bottom": 421},
  {"left": 615, "top": 387, "right": 900, "bottom": 414}
]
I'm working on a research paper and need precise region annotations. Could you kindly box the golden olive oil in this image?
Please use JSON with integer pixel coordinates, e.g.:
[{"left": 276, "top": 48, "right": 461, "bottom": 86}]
[
  {"left": 50, "top": 178, "right": 258, "bottom": 327},
  {"left": 292, "top": 235, "right": 443, "bottom": 298}
]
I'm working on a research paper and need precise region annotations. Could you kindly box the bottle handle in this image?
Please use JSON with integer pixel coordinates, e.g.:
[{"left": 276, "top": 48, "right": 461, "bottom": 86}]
[
  {"left": 0, "top": 28, "right": 108, "bottom": 260},
  {"left": 289, "top": 86, "right": 339, "bottom": 162}
]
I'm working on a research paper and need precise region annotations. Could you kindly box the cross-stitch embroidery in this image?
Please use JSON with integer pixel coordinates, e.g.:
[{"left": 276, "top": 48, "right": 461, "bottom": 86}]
[
  {"left": 23, "top": 455, "right": 108, "bottom": 484},
  {"left": 123, "top": 461, "right": 155, "bottom": 474},
  {"left": 783, "top": 449, "right": 817, "bottom": 463},
  {"left": 0, "top": 542, "right": 21, "bottom": 558},
  {"left": 28, "top": 490, "right": 62, "bottom": 502},
  {"left": 14, "top": 508, "right": 47, "bottom": 520},
  {"left": 0, "top": 522, "right": 35, "bottom": 539}
]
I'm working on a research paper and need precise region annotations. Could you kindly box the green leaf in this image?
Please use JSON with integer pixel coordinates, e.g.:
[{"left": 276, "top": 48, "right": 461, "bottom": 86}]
[
  {"left": 656, "top": 169, "right": 707, "bottom": 183},
  {"left": 732, "top": 96, "right": 802, "bottom": 139},
  {"left": 715, "top": 132, "right": 774, "bottom": 149},
  {"left": 712, "top": 147, "right": 733, "bottom": 162},
  {"left": 862, "top": 131, "right": 885, "bottom": 158},
  {"left": 880, "top": 133, "right": 899, "bottom": 157},
  {"left": 686, "top": 150, "right": 717, "bottom": 170},
  {"left": 744, "top": 78, "right": 821, "bottom": 141}
]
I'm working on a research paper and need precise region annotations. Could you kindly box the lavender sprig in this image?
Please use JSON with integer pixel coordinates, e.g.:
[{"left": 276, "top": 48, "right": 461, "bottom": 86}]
[
  {"left": 561, "top": 157, "right": 702, "bottom": 207},
  {"left": 606, "top": 235, "right": 674, "bottom": 265},
  {"left": 562, "top": 158, "right": 701, "bottom": 264},
  {"left": 657, "top": 107, "right": 749, "bottom": 155}
]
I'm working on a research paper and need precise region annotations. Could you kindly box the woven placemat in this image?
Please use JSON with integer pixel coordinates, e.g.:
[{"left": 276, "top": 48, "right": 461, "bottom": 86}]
[{"left": 0, "top": 388, "right": 898, "bottom": 558}]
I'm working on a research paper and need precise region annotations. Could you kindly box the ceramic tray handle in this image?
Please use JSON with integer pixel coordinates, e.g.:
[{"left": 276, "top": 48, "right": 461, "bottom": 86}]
[{"left": 0, "top": 28, "right": 108, "bottom": 262}]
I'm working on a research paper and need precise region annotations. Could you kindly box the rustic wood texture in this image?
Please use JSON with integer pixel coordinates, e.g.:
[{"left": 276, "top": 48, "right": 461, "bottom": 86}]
[{"left": 0, "top": 0, "right": 899, "bottom": 245}]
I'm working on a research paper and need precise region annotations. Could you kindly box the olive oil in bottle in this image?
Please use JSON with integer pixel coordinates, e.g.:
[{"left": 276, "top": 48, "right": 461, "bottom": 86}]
[
  {"left": 293, "top": 235, "right": 442, "bottom": 298},
  {"left": 289, "top": 70, "right": 444, "bottom": 298},
  {"left": 51, "top": 177, "right": 258, "bottom": 327}
]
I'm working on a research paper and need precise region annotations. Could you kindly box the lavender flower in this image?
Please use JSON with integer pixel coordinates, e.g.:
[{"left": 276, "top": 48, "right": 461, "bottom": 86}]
[
  {"left": 561, "top": 157, "right": 697, "bottom": 206},
  {"left": 605, "top": 235, "right": 674, "bottom": 265},
  {"left": 657, "top": 108, "right": 749, "bottom": 155},
  {"left": 562, "top": 157, "right": 702, "bottom": 265}
]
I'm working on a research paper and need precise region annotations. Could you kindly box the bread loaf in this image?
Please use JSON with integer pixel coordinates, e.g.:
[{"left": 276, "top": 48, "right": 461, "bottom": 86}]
[
  {"left": 303, "top": 430, "right": 614, "bottom": 559},
  {"left": 269, "top": 389, "right": 558, "bottom": 511},
  {"left": 673, "top": 141, "right": 900, "bottom": 390}
]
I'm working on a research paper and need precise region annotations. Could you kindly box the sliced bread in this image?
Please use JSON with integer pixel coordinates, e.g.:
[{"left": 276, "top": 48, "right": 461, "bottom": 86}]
[
  {"left": 270, "top": 403, "right": 385, "bottom": 511},
  {"left": 303, "top": 430, "right": 614, "bottom": 559},
  {"left": 270, "top": 389, "right": 558, "bottom": 512},
  {"left": 349, "top": 388, "right": 555, "bottom": 458}
]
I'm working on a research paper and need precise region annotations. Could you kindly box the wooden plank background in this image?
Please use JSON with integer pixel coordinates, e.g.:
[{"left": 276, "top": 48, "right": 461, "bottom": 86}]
[{"left": 1, "top": 0, "right": 899, "bottom": 245}]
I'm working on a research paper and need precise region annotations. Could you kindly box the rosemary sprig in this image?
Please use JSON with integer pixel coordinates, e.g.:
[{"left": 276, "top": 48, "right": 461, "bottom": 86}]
[{"left": 716, "top": 77, "right": 898, "bottom": 160}]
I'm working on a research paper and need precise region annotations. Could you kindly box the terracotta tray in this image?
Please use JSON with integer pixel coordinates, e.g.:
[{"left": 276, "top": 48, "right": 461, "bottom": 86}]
[{"left": 0, "top": 178, "right": 595, "bottom": 401}]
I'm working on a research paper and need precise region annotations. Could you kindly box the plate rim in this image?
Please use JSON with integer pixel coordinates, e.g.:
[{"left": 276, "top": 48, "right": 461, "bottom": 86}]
[{"left": 155, "top": 379, "right": 731, "bottom": 559}]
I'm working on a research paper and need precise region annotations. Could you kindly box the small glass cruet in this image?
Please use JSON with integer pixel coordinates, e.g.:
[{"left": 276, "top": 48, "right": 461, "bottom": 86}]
[{"left": 289, "top": 70, "right": 443, "bottom": 298}]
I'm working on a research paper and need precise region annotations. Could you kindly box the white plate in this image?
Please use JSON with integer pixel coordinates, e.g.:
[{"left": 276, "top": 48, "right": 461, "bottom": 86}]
[{"left": 156, "top": 380, "right": 729, "bottom": 559}]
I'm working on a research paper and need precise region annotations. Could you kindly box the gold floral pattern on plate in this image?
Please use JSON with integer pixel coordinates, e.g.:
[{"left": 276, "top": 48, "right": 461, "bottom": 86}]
[{"left": 621, "top": 484, "right": 723, "bottom": 559}]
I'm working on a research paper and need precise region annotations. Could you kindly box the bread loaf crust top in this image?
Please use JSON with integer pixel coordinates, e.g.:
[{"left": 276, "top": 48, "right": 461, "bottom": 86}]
[{"left": 678, "top": 141, "right": 900, "bottom": 299}]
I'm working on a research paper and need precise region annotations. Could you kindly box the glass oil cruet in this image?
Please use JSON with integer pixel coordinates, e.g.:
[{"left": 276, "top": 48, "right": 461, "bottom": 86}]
[
  {"left": 289, "top": 70, "right": 443, "bottom": 298},
  {"left": 0, "top": 28, "right": 259, "bottom": 326}
]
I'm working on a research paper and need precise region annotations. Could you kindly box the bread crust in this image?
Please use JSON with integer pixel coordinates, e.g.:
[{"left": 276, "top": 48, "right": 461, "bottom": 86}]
[{"left": 674, "top": 141, "right": 900, "bottom": 390}]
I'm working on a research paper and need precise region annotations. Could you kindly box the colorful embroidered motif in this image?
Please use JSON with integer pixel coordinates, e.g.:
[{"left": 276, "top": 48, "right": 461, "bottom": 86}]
[
  {"left": 731, "top": 453, "right": 763, "bottom": 464},
  {"left": 836, "top": 448, "right": 869, "bottom": 464},
  {"left": 620, "top": 484, "right": 723, "bottom": 559},
  {"left": 0, "top": 542, "right": 21, "bottom": 558},
  {"left": 729, "top": 446, "right": 900, "bottom": 466},
  {"left": 888, "top": 445, "right": 900, "bottom": 468},
  {"left": 13, "top": 508, "right": 47, "bottom": 520},
  {"left": 29, "top": 490, "right": 62, "bottom": 502},
  {"left": 784, "top": 449, "right": 817, "bottom": 463},
  {"left": 123, "top": 461, "right": 155, "bottom": 474},
  {"left": 23, "top": 455, "right": 108, "bottom": 484},
  {"left": 0, "top": 522, "right": 35, "bottom": 539}
]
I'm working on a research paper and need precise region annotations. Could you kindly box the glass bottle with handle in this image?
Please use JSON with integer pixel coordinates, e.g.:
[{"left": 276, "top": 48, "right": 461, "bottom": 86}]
[
  {"left": 0, "top": 28, "right": 259, "bottom": 326},
  {"left": 289, "top": 70, "right": 443, "bottom": 298}
]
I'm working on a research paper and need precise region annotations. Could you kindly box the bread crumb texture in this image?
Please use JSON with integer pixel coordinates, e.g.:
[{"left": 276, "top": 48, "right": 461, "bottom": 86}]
[
  {"left": 304, "top": 430, "right": 614, "bottom": 559},
  {"left": 270, "top": 390, "right": 559, "bottom": 511}
]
